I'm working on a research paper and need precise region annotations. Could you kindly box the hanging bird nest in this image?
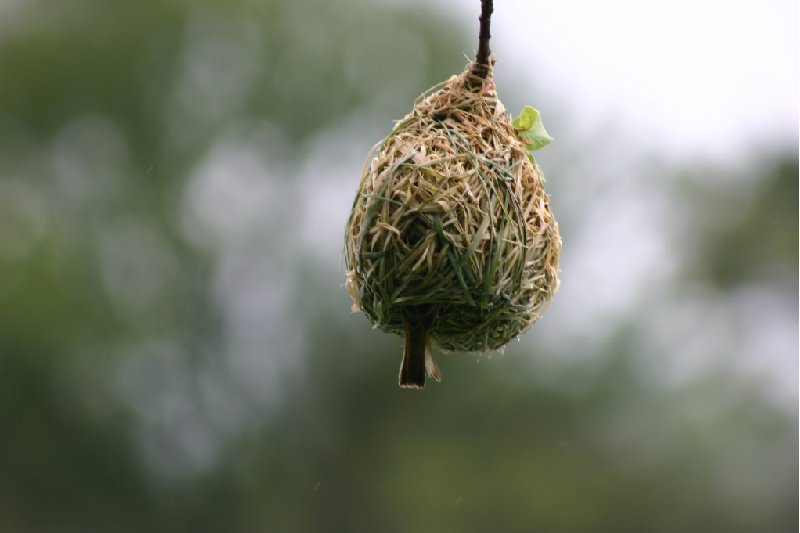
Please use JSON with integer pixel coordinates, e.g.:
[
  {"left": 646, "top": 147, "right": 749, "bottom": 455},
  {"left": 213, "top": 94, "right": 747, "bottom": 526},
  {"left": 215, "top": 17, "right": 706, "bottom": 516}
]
[{"left": 344, "top": 61, "right": 561, "bottom": 355}]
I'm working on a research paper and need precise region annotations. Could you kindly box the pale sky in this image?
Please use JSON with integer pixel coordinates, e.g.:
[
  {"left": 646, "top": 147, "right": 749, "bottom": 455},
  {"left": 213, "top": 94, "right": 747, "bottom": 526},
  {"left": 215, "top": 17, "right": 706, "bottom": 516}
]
[{"left": 429, "top": 0, "right": 798, "bottom": 163}]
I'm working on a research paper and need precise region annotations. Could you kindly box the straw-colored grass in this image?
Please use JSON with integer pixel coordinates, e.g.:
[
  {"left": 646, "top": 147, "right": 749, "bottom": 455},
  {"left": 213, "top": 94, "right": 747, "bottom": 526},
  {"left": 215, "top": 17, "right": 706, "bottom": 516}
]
[{"left": 344, "top": 62, "right": 560, "bottom": 354}]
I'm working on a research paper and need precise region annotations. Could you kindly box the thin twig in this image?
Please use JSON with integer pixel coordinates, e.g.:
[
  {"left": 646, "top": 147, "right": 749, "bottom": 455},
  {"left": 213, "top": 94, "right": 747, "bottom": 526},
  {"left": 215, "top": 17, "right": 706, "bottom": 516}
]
[{"left": 471, "top": 0, "right": 494, "bottom": 81}]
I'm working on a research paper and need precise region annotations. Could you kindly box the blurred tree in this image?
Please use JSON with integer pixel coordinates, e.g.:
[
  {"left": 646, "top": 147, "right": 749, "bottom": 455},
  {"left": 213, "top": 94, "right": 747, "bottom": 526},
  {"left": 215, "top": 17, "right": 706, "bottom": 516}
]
[
  {"left": 692, "top": 156, "right": 798, "bottom": 289},
  {"left": 0, "top": 0, "right": 464, "bottom": 531}
]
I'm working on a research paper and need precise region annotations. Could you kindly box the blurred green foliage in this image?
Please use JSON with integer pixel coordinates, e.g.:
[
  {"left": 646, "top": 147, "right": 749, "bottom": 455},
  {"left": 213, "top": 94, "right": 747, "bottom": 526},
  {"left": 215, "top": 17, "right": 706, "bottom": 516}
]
[{"left": 0, "top": 1, "right": 796, "bottom": 532}]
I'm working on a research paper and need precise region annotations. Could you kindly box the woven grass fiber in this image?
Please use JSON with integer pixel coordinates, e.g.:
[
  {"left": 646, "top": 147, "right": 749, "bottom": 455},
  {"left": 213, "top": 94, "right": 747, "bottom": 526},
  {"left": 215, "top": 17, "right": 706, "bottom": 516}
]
[{"left": 344, "top": 61, "right": 560, "bottom": 355}]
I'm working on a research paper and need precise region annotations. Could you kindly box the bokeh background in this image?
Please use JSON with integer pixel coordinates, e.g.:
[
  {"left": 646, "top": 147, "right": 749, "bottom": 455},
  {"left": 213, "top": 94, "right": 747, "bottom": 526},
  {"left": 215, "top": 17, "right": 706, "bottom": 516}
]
[{"left": 0, "top": 0, "right": 797, "bottom": 531}]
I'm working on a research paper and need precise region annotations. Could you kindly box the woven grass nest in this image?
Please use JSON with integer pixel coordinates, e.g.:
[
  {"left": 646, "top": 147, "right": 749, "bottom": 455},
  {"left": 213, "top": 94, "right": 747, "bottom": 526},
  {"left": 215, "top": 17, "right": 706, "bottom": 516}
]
[{"left": 344, "top": 60, "right": 561, "bottom": 388}]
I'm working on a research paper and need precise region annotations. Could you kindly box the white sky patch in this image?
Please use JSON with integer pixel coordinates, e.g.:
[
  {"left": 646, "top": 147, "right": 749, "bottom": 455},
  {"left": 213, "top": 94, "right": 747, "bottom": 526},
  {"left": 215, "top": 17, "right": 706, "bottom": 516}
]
[
  {"left": 416, "top": 0, "right": 799, "bottom": 163},
  {"left": 179, "top": 123, "right": 305, "bottom": 413},
  {"left": 296, "top": 117, "right": 379, "bottom": 263}
]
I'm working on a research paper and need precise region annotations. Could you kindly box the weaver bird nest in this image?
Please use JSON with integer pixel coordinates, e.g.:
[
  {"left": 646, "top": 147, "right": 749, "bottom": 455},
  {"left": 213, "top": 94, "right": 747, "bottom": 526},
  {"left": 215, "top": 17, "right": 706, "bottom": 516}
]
[{"left": 344, "top": 61, "right": 561, "bottom": 386}]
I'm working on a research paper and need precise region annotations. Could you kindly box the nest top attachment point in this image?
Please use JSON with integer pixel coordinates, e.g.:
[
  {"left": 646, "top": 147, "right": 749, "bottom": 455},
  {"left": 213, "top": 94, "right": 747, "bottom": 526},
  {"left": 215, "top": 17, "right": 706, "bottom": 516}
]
[{"left": 343, "top": 1, "right": 561, "bottom": 388}]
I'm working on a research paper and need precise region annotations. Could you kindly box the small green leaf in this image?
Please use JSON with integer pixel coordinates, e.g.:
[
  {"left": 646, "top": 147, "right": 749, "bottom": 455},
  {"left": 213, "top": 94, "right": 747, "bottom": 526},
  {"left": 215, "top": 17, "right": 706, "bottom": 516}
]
[
  {"left": 513, "top": 105, "right": 553, "bottom": 151},
  {"left": 511, "top": 106, "right": 534, "bottom": 130}
]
